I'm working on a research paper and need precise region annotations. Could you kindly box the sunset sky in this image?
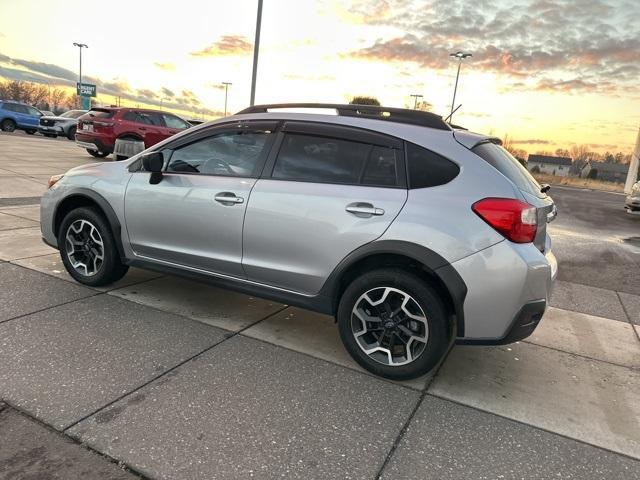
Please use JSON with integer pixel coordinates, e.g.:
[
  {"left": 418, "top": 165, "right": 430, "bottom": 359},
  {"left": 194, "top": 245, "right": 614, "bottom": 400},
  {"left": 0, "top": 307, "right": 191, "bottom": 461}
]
[{"left": 1, "top": 0, "right": 639, "bottom": 154}]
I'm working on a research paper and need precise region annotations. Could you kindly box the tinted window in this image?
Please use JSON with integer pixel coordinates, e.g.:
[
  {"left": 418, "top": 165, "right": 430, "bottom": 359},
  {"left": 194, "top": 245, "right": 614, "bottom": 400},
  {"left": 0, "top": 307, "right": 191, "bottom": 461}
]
[
  {"left": 473, "top": 142, "right": 544, "bottom": 198},
  {"left": 167, "top": 129, "right": 271, "bottom": 177},
  {"left": 15, "top": 104, "right": 30, "bottom": 114},
  {"left": 2, "top": 103, "right": 17, "bottom": 112},
  {"left": 274, "top": 133, "right": 387, "bottom": 185},
  {"left": 163, "top": 114, "right": 189, "bottom": 129},
  {"left": 88, "top": 109, "right": 115, "bottom": 119},
  {"left": 27, "top": 107, "right": 41, "bottom": 116},
  {"left": 362, "top": 146, "right": 399, "bottom": 186},
  {"left": 122, "top": 111, "right": 137, "bottom": 122},
  {"left": 407, "top": 143, "right": 460, "bottom": 188}
]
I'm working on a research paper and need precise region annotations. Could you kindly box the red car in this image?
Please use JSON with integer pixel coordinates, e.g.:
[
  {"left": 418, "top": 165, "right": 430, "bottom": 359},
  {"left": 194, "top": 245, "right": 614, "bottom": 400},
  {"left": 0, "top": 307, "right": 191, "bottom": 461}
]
[{"left": 75, "top": 107, "right": 191, "bottom": 159}]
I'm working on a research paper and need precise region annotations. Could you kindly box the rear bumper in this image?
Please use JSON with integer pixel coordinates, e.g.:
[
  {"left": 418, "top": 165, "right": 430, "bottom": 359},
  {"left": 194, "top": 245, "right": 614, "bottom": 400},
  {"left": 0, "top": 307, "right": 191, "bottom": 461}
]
[
  {"left": 75, "top": 132, "right": 114, "bottom": 154},
  {"left": 453, "top": 238, "right": 557, "bottom": 342},
  {"left": 457, "top": 300, "right": 546, "bottom": 345}
]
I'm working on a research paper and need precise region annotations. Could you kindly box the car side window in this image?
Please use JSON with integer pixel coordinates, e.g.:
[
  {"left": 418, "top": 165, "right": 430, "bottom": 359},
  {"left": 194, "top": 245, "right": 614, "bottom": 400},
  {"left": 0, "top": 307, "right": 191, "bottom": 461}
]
[
  {"left": 272, "top": 133, "right": 400, "bottom": 187},
  {"left": 122, "top": 111, "right": 137, "bottom": 122},
  {"left": 15, "top": 104, "right": 30, "bottom": 114},
  {"left": 163, "top": 114, "right": 189, "bottom": 129},
  {"left": 407, "top": 142, "right": 460, "bottom": 188},
  {"left": 27, "top": 107, "right": 41, "bottom": 116},
  {"left": 166, "top": 129, "right": 272, "bottom": 177}
]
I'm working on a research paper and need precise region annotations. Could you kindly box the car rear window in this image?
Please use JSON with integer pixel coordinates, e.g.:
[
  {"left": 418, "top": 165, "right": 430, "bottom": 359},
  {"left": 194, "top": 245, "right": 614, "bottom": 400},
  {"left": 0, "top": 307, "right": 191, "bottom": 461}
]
[
  {"left": 407, "top": 143, "right": 460, "bottom": 188},
  {"left": 87, "top": 109, "right": 115, "bottom": 119},
  {"left": 472, "top": 142, "right": 545, "bottom": 198}
]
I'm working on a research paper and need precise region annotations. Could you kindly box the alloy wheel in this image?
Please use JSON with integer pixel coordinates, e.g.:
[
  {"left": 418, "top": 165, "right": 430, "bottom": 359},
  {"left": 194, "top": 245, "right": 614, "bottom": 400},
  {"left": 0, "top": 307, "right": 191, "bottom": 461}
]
[
  {"left": 351, "top": 287, "right": 429, "bottom": 366},
  {"left": 64, "top": 219, "right": 104, "bottom": 276}
]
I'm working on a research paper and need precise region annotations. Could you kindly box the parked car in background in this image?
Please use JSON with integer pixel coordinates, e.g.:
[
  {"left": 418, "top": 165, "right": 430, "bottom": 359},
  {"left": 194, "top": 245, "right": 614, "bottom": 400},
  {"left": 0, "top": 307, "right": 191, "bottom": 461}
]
[
  {"left": 39, "top": 110, "right": 87, "bottom": 140},
  {"left": 41, "top": 103, "right": 558, "bottom": 380},
  {"left": 626, "top": 181, "right": 640, "bottom": 214},
  {"left": 0, "top": 100, "right": 42, "bottom": 134},
  {"left": 75, "top": 107, "right": 191, "bottom": 159}
]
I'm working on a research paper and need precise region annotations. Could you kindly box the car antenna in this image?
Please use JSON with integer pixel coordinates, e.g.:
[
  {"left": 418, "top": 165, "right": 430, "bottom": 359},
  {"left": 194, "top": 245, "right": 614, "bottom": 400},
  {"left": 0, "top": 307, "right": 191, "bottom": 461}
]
[{"left": 444, "top": 104, "right": 462, "bottom": 123}]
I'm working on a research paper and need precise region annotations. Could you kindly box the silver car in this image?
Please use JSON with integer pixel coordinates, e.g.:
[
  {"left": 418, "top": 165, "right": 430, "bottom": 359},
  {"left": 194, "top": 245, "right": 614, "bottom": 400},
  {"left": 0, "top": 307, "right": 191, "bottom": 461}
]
[
  {"left": 626, "top": 181, "right": 640, "bottom": 214},
  {"left": 40, "top": 103, "right": 557, "bottom": 380},
  {"left": 39, "top": 109, "right": 87, "bottom": 140}
]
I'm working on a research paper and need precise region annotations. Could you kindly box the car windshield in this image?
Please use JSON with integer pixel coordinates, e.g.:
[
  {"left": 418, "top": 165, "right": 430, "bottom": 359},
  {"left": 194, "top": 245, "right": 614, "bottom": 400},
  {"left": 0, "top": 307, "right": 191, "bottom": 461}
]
[
  {"left": 472, "top": 142, "right": 545, "bottom": 198},
  {"left": 60, "top": 110, "right": 85, "bottom": 119}
]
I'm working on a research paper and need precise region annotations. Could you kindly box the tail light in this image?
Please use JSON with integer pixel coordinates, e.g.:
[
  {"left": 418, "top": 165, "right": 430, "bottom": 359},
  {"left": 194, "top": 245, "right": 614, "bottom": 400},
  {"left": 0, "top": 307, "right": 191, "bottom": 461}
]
[{"left": 472, "top": 198, "right": 537, "bottom": 243}]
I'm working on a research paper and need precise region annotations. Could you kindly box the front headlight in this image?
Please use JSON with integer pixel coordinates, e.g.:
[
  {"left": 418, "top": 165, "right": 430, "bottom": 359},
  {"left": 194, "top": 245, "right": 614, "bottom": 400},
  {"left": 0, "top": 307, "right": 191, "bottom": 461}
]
[{"left": 47, "top": 174, "right": 64, "bottom": 189}]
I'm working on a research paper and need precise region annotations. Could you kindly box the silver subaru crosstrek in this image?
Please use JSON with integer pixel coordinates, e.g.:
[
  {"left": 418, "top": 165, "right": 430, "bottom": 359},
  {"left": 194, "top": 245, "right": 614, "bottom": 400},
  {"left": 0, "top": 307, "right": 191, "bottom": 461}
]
[{"left": 40, "top": 103, "right": 557, "bottom": 380}]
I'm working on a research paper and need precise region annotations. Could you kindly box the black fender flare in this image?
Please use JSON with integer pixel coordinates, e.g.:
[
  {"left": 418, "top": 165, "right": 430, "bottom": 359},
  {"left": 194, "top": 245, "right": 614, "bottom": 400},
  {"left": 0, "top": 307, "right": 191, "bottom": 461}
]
[
  {"left": 53, "top": 188, "right": 126, "bottom": 259},
  {"left": 319, "top": 240, "right": 467, "bottom": 337}
]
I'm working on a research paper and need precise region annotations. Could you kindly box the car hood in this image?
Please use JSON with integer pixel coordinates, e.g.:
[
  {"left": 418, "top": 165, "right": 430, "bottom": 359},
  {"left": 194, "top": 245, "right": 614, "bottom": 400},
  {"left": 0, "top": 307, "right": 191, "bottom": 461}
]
[{"left": 41, "top": 116, "right": 75, "bottom": 122}]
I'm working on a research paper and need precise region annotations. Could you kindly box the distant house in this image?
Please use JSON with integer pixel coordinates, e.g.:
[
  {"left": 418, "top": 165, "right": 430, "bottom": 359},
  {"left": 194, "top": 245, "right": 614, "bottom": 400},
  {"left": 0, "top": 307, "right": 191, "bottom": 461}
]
[
  {"left": 527, "top": 154, "right": 572, "bottom": 177},
  {"left": 580, "top": 161, "right": 629, "bottom": 183}
]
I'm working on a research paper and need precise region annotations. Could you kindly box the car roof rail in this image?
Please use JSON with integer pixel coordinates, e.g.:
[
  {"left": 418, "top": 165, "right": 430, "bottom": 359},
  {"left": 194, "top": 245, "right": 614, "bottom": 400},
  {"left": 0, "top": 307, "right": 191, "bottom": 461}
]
[{"left": 236, "top": 103, "right": 452, "bottom": 131}]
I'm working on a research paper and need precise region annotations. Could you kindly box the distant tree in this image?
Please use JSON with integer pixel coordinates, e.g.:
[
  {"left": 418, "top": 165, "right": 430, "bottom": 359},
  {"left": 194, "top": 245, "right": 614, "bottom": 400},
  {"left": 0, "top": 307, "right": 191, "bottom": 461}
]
[
  {"left": 555, "top": 148, "right": 570, "bottom": 157},
  {"left": 587, "top": 168, "right": 598, "bottom": 179},
  {"left": 50, "top": 88, "right": 68, "bottom": 111},
  {"left": 501, "top": 134, "right": 528, "bottom": 161},
  {"left": 349, "top": 96, "right": 381, "bottom": 106}
]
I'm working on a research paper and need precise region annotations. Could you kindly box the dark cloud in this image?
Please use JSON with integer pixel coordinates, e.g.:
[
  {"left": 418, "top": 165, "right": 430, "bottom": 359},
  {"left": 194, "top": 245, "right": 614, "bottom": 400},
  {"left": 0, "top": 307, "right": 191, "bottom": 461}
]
[
  {"left": 161, "top": 87, "right": 175, "bottom": 98},
  {"left": 136, "top": 88, "right": 157, "bottom": 98},
  {"left": 103, "top": 80, "right": 131, "bottom": 95},
  {"left": 190, "top": 35, "right": 253, "bottom": 57},
  {"left": 345, "top": 0, "right": 640, "bottom": 94},
  {"left": 10, "top": 58, "right": 78, "bottom": 82}
]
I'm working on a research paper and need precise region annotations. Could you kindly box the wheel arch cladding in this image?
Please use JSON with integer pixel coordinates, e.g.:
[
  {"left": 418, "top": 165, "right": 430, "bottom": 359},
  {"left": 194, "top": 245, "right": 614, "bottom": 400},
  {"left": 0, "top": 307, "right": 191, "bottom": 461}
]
[
  {"left": 321, "top": 240, "right": 467, "bottom": 337},
  {"left": 53, "top": 189, "right": 125, "bottom": 259}
]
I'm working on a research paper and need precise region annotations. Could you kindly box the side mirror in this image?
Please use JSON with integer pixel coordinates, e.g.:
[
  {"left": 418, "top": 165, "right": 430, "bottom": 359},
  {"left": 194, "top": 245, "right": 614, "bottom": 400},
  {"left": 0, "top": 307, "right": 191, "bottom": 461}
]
[{"left": 142, "top": 151, "right": 164, "bottom": 184}]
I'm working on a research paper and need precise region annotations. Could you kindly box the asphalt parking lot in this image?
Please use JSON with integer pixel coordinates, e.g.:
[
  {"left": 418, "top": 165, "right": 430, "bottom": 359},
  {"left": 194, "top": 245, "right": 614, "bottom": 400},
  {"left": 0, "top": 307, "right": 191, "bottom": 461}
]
[{"left": 1, "top": 132, "right": 639, "bottom": 479}]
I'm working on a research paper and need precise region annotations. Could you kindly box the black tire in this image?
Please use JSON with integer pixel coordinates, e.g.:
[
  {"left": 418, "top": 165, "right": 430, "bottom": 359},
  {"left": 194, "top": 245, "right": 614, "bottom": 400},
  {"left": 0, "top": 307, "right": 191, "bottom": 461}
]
[
  {"left": 25, "top": 129, "right": 36, "bottom": 135},
  {"left": 44, "top": 133, "right": 57, "bottom": 138},
  {"left": 87, "top": 149, "right": 108, "bottom": 158},
  {"left": 1, "top": 119, "right": 16, "bottom": 132},
  {"left": 66, "top": 126, "right": 76, "bottom": 140},
  {"left": 337, "top": 268, "right": 451, "bottom": 380},
  {"left": 57, "top": 207, "right": 129, "bottom": 287}
]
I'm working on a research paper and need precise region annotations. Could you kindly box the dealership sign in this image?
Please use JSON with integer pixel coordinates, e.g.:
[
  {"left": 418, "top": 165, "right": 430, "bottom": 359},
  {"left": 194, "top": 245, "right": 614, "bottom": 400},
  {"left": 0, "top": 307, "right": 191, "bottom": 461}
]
[{"left": 76, "top": 82, "right": 97, "bottom": 97}]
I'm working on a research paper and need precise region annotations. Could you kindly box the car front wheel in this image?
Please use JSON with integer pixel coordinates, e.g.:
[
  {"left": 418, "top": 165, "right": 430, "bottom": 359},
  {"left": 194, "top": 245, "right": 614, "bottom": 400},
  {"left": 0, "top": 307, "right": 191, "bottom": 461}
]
[
  {"left": 337, "top": 268, "right": 451, "bottom": 380},
  {"left": 58, "top": 207, "right": 128, "bottom": 286},
  {"left": 0, "top": 119, "right": 16, "bottom": 132}
]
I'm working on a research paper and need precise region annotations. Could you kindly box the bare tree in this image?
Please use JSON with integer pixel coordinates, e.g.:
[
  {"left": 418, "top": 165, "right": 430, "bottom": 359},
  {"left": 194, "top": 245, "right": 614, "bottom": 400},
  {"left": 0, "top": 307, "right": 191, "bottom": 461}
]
[
  {"left": 349, "top": 96, "right": 381, "bottom": 106},
  {"left": 50, "top": 88, "right": 68, "bottom": 111}
]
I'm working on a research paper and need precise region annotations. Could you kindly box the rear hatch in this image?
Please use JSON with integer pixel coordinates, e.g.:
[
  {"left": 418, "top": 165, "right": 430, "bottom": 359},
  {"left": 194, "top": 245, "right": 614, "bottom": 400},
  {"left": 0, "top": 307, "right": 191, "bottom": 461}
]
[
  {"left": 467, "top": 140, "right": 555, "bottom": 252},
  {"left": 78, "top": 108, "right": 116, "bottom": 134}
]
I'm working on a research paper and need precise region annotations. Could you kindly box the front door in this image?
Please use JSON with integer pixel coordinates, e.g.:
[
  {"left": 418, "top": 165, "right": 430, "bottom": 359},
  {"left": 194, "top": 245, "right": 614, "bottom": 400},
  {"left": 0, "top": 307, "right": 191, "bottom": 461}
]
[{"left": 124, "top": 122, "right": 276, "bottom": 277}]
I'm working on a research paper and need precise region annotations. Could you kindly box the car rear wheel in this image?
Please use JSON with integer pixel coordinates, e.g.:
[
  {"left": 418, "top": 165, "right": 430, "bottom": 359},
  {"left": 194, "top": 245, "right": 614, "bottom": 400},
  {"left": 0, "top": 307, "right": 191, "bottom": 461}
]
[
  {"left": 1, "top": 119, "right": 16, "bottom": 132},
  {"left": 66, "top": 126, "right": 76, "bottom": 140},
  {"left": 87, "top": 149, "right": 108, "bottom": 158},
  {"left": 58, "top": 207, "right": 129, "bottom": 287},
  {"left": 337, "top": 268, "right": 451, "bottom": 380}
]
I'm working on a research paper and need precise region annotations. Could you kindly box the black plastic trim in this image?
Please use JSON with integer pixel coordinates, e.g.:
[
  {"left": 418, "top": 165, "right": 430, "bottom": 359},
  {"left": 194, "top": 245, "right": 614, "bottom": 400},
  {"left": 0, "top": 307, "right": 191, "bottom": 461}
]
[
  {"left": 126, "top": 258, "right": 334, "bottom": 314},
  {"left": 318, "top": 240, "right": 467, "bottom": 336},
  {"left": 281, "top": 121, "right": 403, "bottom": 149},
  {"left": 52, "top": 188, "right": 126, "bottom": 258},
  {"left": 456, "top": 299, "right": 546, "bottom": 345}
]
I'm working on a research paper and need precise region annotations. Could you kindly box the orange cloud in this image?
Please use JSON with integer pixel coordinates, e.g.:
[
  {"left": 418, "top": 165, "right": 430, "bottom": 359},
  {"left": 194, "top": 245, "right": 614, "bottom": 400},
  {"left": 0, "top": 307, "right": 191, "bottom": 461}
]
[{"left": 190, "top": 35, "right": 252, "bottom": 57}]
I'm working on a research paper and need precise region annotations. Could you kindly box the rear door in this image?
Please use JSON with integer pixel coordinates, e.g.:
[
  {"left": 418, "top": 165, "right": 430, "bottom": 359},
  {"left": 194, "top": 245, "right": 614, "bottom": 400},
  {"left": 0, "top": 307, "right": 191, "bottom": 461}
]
[
  {"left": 242, "top": 122, "right": 408, "bottom": 295},
  {"left": 124, "top": 121, "right": 277, "bottom": 277}
]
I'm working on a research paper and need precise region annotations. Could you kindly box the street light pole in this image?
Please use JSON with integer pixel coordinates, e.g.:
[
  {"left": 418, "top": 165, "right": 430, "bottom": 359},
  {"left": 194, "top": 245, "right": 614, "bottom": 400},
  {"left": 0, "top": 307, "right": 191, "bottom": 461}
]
[
  {"left": 222, "top": 82, "right": 232, "bottom": 116},
  {"left": 449, "top": 51, "right": 471, "bottom": 123},
  {"left": 249, "top": 0, "right": 263, "bottom": 106},
  {"left": 409, "top": 94, "right": 423, "bottom": 109},
  {"left": 73, "top": 42, "right": 88, "bottom": 108}
]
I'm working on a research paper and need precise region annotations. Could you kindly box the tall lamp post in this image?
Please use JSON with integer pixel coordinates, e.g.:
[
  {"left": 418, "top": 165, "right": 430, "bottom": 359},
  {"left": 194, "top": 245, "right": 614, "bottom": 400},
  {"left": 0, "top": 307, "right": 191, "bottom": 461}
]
[
  {"left": 449, "top": 51, "right": 471, "bottom": 123},
  {"left": 222, "top": 82, "right": 232, "bottom": 116},
  {"left": 249, "top": 0, "right": 263, "bottom": 106},
  {"left": 409, "top": 93, "right": 423, "bottom": 109},
  {"left": 73, "top": 42, "right": 88, "bottom": 108}
]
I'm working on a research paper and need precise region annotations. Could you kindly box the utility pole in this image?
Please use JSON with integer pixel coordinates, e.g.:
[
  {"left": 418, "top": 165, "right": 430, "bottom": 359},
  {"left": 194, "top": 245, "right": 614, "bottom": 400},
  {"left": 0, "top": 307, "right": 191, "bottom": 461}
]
[
  {"left": 249, "top": 0, "right": 263, "bottom": 106},
  {"left": 449, "top": 51, "right": 471, "bottom": 123},
  {"left": 222, "top": 82, "right": 232, "bottom": 116},
  {"left": 409, "top": 94, "right": 423, "bottom": 109},
  {"left": 73, "top": 42, "right": 88, "bottom": 108}
]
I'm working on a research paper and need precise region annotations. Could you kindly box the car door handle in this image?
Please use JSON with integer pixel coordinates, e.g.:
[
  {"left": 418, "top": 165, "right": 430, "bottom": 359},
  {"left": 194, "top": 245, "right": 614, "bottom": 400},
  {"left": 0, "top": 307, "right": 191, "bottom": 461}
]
[
  {"left": 345, "top": 203, "right": 384, "bottom": 217},
  {"left": 214, "top": 193, "right": 244, "bottom": 205}
]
